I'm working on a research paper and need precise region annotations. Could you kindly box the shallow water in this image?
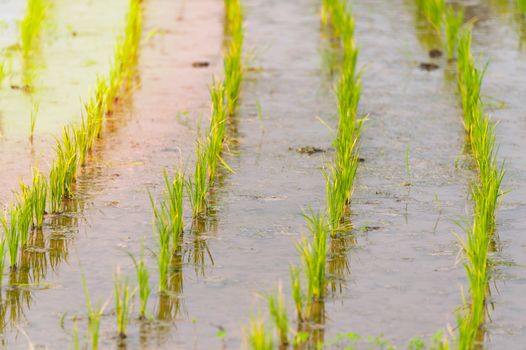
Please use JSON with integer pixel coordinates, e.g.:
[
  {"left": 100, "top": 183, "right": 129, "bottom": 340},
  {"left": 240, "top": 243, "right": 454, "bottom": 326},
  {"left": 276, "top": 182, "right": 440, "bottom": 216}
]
[{"left": 0, "top": 0, "right": 525, "bottom": 349}]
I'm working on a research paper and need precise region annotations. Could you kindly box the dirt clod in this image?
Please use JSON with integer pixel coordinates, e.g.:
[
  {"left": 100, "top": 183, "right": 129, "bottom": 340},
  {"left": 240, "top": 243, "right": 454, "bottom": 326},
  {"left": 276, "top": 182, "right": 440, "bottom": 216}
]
[
  {"left": 419, "top": 62, "right": 439, "bottom": 71},
  {"left": 429, "top": 49, "right": 442, "bottom": 58},
  {"left": 192, "top": 61, "right": 210, "bottom": 68}
]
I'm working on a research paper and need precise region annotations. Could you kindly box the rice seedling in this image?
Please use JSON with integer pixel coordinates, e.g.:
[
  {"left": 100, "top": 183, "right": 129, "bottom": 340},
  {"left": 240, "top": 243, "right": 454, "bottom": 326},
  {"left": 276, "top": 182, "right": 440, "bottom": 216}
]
[
  {"left": 82, "top": 271, "right": 109, "bottom": 350},
  {"left": 187, "top": 141, "right": 209, "bottom": 219},
  {"left": 297, "top": 211, "right": 328, "bottom": 303},
  {"left": 0, "top": 238, "right": 6, "bottom": 287},
  {"left": 223, "top": 0, "right": 244, "bottom": 115},
  {"left": 163, "top": 168, "right": 185, "bottom": 243},
  {"left": 113, "top": 268, "right": 134, "bottom": 338},
  {"left": 29, "top": 101, "right": 39, "bottom": 143},
  {"left": 444, "top": 6, "right": 464, "bottom": 60},
  {"left": 19, "top": 0, "right": 47, "bottom": 57},
  {"left": 247, "top": 313, "right": 274, "bottom": 350},
  {"left": 15, "top": 185, "right": 33, "bottom": 246},
  {"left": 517, "top": 0, "right": 526, "bottom": 14},
  {"left": 2, "top": 208, "right": 20, "bottom": 269},
  {"left": 128, "top": 248, "right": 150, "bottom": 319},
  {"left": 267, "top": 283, "right": 289, "bottom": 347},
  {"left": 290, "top": 265, "right": 305, "bottom": 322},
  {"left": 0, "top": 60, "right": 6, "bottom": 85},
  {"left": 207, "top": 80, "right": 227, "bottom": 181},
  {"left": 415, "top": 0, "right": 446, "bottom": 33}
]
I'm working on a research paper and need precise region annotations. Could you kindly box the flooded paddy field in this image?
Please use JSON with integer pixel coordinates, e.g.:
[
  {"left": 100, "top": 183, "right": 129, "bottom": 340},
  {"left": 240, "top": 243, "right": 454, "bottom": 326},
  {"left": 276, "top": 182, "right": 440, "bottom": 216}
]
[{"left": 0, "top": 0, "right": 525, "bottom": 349}]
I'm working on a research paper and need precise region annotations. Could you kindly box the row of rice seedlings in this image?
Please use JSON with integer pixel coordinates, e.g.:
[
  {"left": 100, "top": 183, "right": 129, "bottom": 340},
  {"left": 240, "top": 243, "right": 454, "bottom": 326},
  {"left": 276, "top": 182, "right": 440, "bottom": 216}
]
[
  {"left": 321, "top": 0, "right": 364, "bottom": 232},
  {"left": 454, "top": 28, "right": 505, "bottom": 349},
  {"left": 414, "top": 0, "right": 464, "bottom": 59},
  {"left": 246, "top": 2, "right": 363, "bottom": 348},
  {"left": 19, "top": 0, "right": 48, "bottom": 58},
  {"left": 0, "top": 0, "right": 143, "bottom": 298},
  {"left": 517, "top": 0, "right": 526, "bottom": 14}
]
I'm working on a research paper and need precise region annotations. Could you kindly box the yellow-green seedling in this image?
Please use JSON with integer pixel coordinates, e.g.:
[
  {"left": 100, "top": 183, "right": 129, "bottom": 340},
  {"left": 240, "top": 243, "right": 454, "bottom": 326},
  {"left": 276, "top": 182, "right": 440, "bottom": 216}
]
[
  {"left": 247, "top": 313, "right": 274, "bottom": 350},
  {"left": 20, "top": 0, "right": 47, "bottom": 57},
  {"left": 163, "top": 168, "right": 184, "bottom": 245},
  {"left": 187, "top": 142, "right": 210, "bottom": 219},
  {"left": 82, "top": 271, "right": 109, "bottom": 350},
  {"left": 267, "top": 283, "right": 289, "bottom": 347},
  {"left": 29, "top": 101, "right": 39, "bottom": 142},
  {"left": 297, "top": 210, "right": 328, "bottom": 303},
  {"left": 30, "top": 168, "right": 47, "bottom": 229},
  {"left": 128, "top": 248, "right": 150, "bottom": 319},
  {"left": 207, "top": 80, "right": 227, "bottom": 181},
  {"left": 415, "top": 0, "right": 446, "bottom": 33},
  {"left": 445, "top": 6, "right": 464, "bottom": 59},
  {"left": 149, "top": 192, "right": 171, "bottom": 292},
  {"left": 15, "top": 184, "right": 33, "bottom": 246},
  {"left": 0, "top": 238, "right": 6, "bottom": 286},
  {"left": 114, "top": 269, "right": 134, "bottom": 338},
  {"left": 290, "top": 265, "right": 306, "bottom": 322},
  {"left": 2, "top": 208, "right": 20, "bottom": 269}
]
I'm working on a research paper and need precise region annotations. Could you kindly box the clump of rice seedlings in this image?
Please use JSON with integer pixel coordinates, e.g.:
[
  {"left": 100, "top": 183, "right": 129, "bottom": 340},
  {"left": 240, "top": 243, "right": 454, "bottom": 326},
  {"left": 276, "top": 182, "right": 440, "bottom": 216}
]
[
  {"left": 113, "top": 268, "right": 134, "bottom": 338},
  {"left": 224, "top": 0, "right": 244, "bottom": 115},
  {"left": 15, "top": 185, "right": 33, "bottom": 246},
  {"left": 82, "top": 271, "right": 109, "bottom": 350},
  {"left": 297, "top": 211, "right": 328, "bottom": 305},
  {"left": 0, "top": 238, "right": 6, "bottom": 286},
  {"left": 444, "top": 6, "right": 464, "bottom": 60},
  {"left": 415, "top": 0, "right": 446, "bottom": 33},
  {"left": 29, "top": 101, "right": 39, "bottom": 143},
  {"left": 290, "top": 266, "right": 305, "bottom": 322},
  {"left": 163, "top": 167, "right": 185, "bottom": 242},
  {"left": 0, "top": 61, "right": 6, "bottom": 85},
  {"left": 207, "top": 80, "right": 227, "bottom": 181},
  {"left": 187, "top": 142, "right": 209, "bottom": 219},
  {"left": 267, "top": 283, "right": 289, "bottom": 347},
  {"left": 128, "top": 248, "right": 150, "bottom": 319},
  {"left": 2, "top": 208, "right": 20, "bottom": 269},
  {"left": 149, "top": 192, "right": 171, "bottom": 292},
  {"left": 19, "top": 0, "right": 47, "bottom": 57},
  {"left": 247, "top": 313, "right": 274, "bottom": 350}
]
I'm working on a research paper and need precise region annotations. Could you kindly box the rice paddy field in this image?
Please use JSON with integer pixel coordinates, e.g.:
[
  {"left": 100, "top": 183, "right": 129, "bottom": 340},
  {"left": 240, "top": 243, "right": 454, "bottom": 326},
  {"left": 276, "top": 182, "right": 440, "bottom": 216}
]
[{"left": 0, "top": 0, "right": 525, "bottom": 349}]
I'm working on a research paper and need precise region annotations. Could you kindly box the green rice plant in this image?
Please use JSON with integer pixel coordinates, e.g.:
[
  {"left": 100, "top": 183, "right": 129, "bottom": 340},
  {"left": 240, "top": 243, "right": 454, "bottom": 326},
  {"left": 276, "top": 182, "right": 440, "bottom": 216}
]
[
  {"left": 113, "top": 269, "right": 134, "bottom": 338},
  {"left": 149, "top": 192, "right": 171, "bottom": 292},
  {"left": 1, "top": 207, "right": 19, "bottom": 269},
  {"left": 29, "top": 101, "right": 39, "bottom": 143},
  {"left": 48, "top": 159, "right": 66, "bottom": 213},
  {"left": 517, "top": 0, "right": 526, "bottom": 14},
  {"left": 247, "top": 313, "right": 274, "bottom": 350},
  {"left": 0, "top": 60, "right": 6, "bottom": 85},
  {"left": 444, "top": 6, "right": 464, "bottom": 59},
  {"left": 19, "top": 0, "right": 47, "bottom": 57},
  {"left": 81, "top": 271, "right": 109, "bottom": 350},
  {"left": 223, "top": 0, "right": 244, "bottom": 115},
  {"left": 0, "top": 238, "right": 6, "bottom": 287},
  {"left": 297, "top": 211, "right": 328, "bottom": 303},
  {"left": 30, "top": 168, "right": 47, "bottom": 228},
  {"left": 267, "top": 283, "right": 289, "bottom": 347},
  {"left": 415, "top": 0, "right": 446, "bottom": 33},
  {"left": 207, "top": 80, "right": 227, "bottom": 181},
  {"left": 186, "top": 141, "right": 209, "bottom": 219},
  {"left": 128, "top": 248, "right": 150, "bottom": 319},
  {"left": 290, "top": 265, "right": 305, "bottom": 322},
  {"left": 163, "top": 167, "right": 184, "bottom": 244},
  {"left": 15, "top": 184, "right": 33, "bottom": 246}
]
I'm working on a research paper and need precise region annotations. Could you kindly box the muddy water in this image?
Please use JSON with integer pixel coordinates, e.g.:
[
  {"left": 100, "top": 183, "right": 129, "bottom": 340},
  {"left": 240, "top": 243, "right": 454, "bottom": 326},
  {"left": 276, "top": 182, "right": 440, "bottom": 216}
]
[
  {"left": 0, "top": 0, "right": 128, "bottom": 203},
  {"left": 2, "top": 0, "right": 526, "bottom": 349}
]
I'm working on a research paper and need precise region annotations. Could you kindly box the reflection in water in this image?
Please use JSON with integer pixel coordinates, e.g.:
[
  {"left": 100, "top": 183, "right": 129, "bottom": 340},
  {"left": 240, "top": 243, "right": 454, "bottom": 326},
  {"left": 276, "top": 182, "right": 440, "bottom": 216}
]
[
  {"left": 406, "top": 0, "right": 442, "bottom": 51},
  {"left": 295, "top": 300, "right": 325, "bottom": 350},
  {"left": 327, "top": 231, "right": 356, "bottom": 296}
]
